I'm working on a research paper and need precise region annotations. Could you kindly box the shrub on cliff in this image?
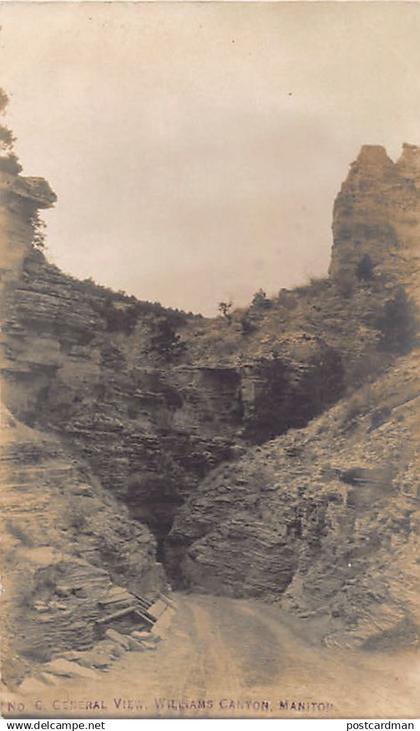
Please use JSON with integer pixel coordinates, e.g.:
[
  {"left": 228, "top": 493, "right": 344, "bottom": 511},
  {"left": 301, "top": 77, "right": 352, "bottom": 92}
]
[
  {"left": 251, "top": 288, "right": 272, "bottom": 309},
  {"left": 0, "top": 88, "right": 22, "bottom": 174},
  {"left": 0, "top": 125, "right": 14, "bottom": 150},
  {"left": 240, "top": 312, "right": 257, "bottom": 335},
  {"left": 0, "top": 153, "right": 22, "bottom": 174},
  {"left": 149, "top": 317, "right": 186, "bottom": 360},
  {"left": 92, "top": 294, "right": 189, "bottom": 336},
  {"left": 32, "top": 212, "right": 47, "bottom": 250},
  {"left": 96, "top": 297, "right": 140, "bottom": 335},
  {"left": 242, "top": 344, "right": 344, "bottom": 443},
  {"left": 356, "top": 253, "right": 375, "bottom": 281},
  {"left": 376, "top": 288, "right": 417, "bottom": 353}
]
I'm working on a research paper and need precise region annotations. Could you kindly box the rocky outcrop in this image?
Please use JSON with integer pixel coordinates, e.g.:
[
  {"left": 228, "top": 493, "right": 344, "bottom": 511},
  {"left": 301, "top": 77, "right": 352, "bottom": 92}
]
[
  {"left": 330, "top": 144, "right": 420, "bottom": 307},
  {"left": 0, "top": 405, "right": 164, "bottom": 687},
  {"left": 0, "top": 171, "right": 56, "bottom": 289}
]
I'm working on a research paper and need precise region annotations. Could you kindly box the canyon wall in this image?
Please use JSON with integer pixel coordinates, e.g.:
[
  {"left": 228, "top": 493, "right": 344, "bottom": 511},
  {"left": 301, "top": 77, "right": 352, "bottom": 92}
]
[
  {"left": 170, "top": 350, "right": 420, "bottom": 648},
  {"left": 0, "top": 170, "right": 165, "bottom": 686}
]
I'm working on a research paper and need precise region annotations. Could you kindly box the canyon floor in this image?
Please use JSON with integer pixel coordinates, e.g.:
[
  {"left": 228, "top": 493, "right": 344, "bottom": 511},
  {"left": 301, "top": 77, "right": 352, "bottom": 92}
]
[{"left": 4, "top": 593, "right": 419, "bottom": 719}]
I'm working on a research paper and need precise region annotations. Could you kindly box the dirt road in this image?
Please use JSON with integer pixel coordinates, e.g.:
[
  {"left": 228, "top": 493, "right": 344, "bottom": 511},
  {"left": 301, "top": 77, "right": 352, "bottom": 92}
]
[{"left": 7, "top": 593, "right": 419, "bottom": 718}]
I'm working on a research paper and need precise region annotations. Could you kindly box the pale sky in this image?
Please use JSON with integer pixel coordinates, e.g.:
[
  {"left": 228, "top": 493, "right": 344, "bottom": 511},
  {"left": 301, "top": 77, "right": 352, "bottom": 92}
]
[{"left": 1, "top": 2, "right": 420, "bottom": 315}]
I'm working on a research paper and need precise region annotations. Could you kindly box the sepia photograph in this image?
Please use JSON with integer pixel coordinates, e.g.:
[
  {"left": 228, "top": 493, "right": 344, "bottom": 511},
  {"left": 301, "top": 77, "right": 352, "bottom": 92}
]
[{"left": 0, "top": 1, "right": 419, "bottom": 722}]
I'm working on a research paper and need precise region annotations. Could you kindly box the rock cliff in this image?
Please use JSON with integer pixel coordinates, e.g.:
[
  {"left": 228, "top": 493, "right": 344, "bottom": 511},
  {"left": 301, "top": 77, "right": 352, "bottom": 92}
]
[
  {"left": 1, "top": 94, "right": 419, "bottom": 684},
  {"left": 330, "top": 143, "right": 420, "bottom": 305},
  {"left": 170, "top": 350, "right": 419, "bottom": 648},
  {"left": 0, "top": 404, "right": 163, "bottom": 686}
]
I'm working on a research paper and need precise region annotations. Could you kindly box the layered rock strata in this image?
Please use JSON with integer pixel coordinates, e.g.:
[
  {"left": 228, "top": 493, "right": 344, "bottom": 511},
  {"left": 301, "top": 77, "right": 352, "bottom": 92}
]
[
  {"left": 0, "top": 404, "right": 163, "bottom": 686},
  {"left": 330, "top": 143, "right": 420, "bottom": 306},
  {"left": 170, "top": 349, "right": 420, "bottom": 648}
]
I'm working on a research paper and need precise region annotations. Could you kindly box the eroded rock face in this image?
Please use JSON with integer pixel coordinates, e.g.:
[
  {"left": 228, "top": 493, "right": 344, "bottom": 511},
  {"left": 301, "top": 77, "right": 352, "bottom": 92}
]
[
  {"left": 0, "top": 244, "right": 239, "bottom": 557},
  {"left": 170, "top": 350, "right": 420, "bottom": 648},
  {"left": 0, "top": 404, "right": 164, "bottom": 686},
  {"left": 0, "top": 169, "right": 165, "bottom": 685},
  {"left": 330, "top": 144, "right": 420, "bottom": 306},
  {"left": 1, "top": 138, "right": 419, "bottom": 669},
  {"left": 0, "top": 171, "right": 348, "bottom": 571}
]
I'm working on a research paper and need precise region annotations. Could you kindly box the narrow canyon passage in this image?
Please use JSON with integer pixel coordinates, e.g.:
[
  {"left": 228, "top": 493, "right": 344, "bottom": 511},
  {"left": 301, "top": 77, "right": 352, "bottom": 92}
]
[{"left": 8, "top": 594, "right": 419, "bottom": 719}]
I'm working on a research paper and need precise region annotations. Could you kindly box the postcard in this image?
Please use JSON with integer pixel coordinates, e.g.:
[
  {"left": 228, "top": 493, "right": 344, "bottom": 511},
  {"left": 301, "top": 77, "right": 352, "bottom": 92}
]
[{"left": 0, "top": 1, "right": 419, "bottom": 721}]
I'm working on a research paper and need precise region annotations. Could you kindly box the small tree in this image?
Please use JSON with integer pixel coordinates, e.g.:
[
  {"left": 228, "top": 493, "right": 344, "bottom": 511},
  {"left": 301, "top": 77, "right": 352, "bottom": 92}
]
[
  {"left": 0, "top": 88, "right": 21, "bottom": 173},
  {"left": 356, "top": 254, "right": 374, "bottom": 281},
  {"left": 218, "top": 301, "right": 233, "bottom": 324},
  {"left": 376, "top": 288, "right": 417, "bottom": 353}
]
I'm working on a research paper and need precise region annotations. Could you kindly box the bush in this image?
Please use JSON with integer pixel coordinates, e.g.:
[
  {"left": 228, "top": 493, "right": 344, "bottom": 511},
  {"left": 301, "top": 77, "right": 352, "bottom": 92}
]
[
  {"left": 32, "top": 212, "right": 47, "bottom": 250},
  {"left": 376, "top": 288, "right": 417, "bottom": 353},
  {"left": 0, "top": 90, "right": 22, "bottom": 173},
  {"left": 150, "top": 317, "right": 186, "bottom": 360},
  {"left": 218, "top": 301, "right": 233, "bottom": 323},
  {"left": 251, "top": 289, "right": 272, "bottom": 309},
  {"left": 239, "top": 312, "right": 257, "bottom": 335},
  {"left": 0, "top": 153, "right": 22, "bottom": 174},
  {"left": 98, "top": 297, "right": 140, "bottom": 334},
  {"left": 0, "top": 125, "right": 14, "bottom": 150},
  {"left": 356, "top": 254, "right": 374, "bottom": 281}
]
